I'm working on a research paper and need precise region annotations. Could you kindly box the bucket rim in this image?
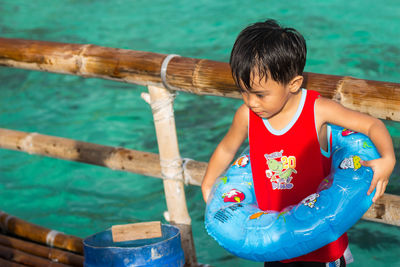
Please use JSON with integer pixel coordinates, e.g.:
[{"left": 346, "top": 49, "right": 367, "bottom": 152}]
[{"left": 83, "top": 224, "right": 181, "bottom": 250}]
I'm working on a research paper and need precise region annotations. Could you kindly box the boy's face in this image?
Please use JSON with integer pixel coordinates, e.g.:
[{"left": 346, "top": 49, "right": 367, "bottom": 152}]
[{"left": 240, "top": 73, "right": 298, "bottom": 119}]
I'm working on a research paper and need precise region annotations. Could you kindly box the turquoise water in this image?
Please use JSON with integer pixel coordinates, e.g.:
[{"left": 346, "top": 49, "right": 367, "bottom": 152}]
[{"left": 1, "top": 0, "right": 399, "bottom": 266}]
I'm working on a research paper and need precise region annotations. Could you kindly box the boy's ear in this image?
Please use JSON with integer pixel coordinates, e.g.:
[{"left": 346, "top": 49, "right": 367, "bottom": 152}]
[{"left": 288, "top": 75, "right": 304, "bottom": 93}]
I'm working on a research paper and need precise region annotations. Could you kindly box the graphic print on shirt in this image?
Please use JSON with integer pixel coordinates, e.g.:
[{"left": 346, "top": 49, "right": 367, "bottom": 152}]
[{"left": 264, "top": 150, "right": 297, "bottom": 190}]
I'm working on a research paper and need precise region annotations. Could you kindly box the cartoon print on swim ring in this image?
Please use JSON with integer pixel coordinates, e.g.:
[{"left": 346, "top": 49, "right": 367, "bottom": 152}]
[
  {"left": 222, "top": 189, "right": 245, "bottom": 203},
  {"left": 205, "top": 125, "right": 380, "bottom": 262},
  {"left": 232, "top": 155, "right": 249, "bottom": 167},
  {"left": 339, "top": 155, "right": 362, "bottom": 170},
  {"left": 301, "top": 193, "right": 320, "bottom": 208},
  {"left": 342, "top": 128, "right": 357, "bottom": 136}
]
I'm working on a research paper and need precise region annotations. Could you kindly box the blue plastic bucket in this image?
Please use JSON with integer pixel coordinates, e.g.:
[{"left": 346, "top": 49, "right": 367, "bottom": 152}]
[{"left": 83, "top": 224, "right": 184, "bottom": 267}]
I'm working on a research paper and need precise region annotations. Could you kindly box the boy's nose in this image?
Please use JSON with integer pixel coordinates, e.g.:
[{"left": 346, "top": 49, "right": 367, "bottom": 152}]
[{"left": 248, "top": 94, "right": 259, "bottom": 108}]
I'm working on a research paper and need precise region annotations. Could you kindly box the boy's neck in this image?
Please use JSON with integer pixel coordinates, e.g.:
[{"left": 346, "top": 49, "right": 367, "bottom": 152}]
[{"left": 267, "top": 89, "right": 303, "bottom": 131}]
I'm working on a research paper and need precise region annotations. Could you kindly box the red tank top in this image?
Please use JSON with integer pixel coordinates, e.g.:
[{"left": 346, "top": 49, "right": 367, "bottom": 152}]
[{"left": 249, "top": 89, "right": 348, "bottom": 262}]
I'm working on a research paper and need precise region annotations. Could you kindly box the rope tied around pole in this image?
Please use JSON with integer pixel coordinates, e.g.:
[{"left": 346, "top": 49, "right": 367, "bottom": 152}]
[
  {"left": 141, "top": 91, "right": 177, "bottom": 123},
  {"left": 140, "top": 53, "right": 181, "bottom": 123},
  {"left": 46, "top": 230, "right": 62, "bottom": 247},
  {"left": 141, "top": 86, "right": 183, "bottom": 182},
  {"left": 159, "top": 157, "right": 185, "bottom": 183},
  {"left": 19, "top": 132, "right": 38, "bottom": 154},
  {"left": 0, "top": 211, "right": 15, "bottom": 232},
  {"left": 182, "top": 158, "right": 195, "bottom": 185}
]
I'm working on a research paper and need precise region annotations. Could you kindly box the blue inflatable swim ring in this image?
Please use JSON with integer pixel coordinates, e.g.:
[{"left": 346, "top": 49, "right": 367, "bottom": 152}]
[{"left": 205, "top": 125, "right": 380, "bottom": 262}]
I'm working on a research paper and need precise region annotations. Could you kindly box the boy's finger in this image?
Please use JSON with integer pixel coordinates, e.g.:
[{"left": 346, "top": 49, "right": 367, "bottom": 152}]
[
  {"left": 361, "top": 159, "right": 374, "bottom": 167},
  {"left": 372, "top": 181, "right": 388, "bottom": 202},
  {"left": 367, "top": 178, "right": 378, "bottom": 195},
  {"left": 372, "top": 180, "right": 383, "bottom": 202}
]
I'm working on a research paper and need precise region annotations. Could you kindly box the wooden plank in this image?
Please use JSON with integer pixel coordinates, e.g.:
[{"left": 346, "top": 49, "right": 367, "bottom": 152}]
[
  {"left": 111, "top": 221, "right": 162, "bottom": 243},
  {"left": 362, "top": 193, "right": 400, "bottom": 226}
]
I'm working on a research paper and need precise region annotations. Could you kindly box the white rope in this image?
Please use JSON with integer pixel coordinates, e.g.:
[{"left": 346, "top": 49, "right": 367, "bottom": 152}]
[
  {"left": 160, "top": 157, "right": 184, "bottom": 181},
  {"left": 182, "top": 158, "right": 195, "bottom": 185},
  {"left": 141, "top": 92, "right": 185, "bottom": 181},
  {"left": 4, "top": 215, "right": 14, "bottom": 229},
  {"left": 151, "top": 93, "right": 176, "bottom": 123},
  {"left": 19, "top": 132, "right": 38, "bottom": 154},
  {"left": 2, "top": 214, "right": 15, "bottom": 232},
  {"left": 140, "top": 90, "right": 176, "bottom": 123},
  {"left": 139, "top": 54, "right": 186, "bottom": 182},
  {"left": 46, "top": 230, "right": 61, "bottom": 247}
]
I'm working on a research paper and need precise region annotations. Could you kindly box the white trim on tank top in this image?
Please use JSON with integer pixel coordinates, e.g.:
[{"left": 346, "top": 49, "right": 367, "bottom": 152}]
[
  {"left": 261, "top": 89, "right": 331, "bottom": 157},
  {"left": 262, "top": 88, "right": 307, "bottom": 136}
]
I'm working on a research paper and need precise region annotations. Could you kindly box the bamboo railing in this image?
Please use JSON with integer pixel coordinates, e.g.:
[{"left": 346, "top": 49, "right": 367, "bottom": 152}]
[
  {"left": 0, "top": 128, "right": 398, "bottom": 226},
  {"left": 0, "top": 38, "right": 400, "bottom": 265},
  {"left": 0, "top": 38, "right": 399, "bottom": 120},
  {"left": 0, "top": 129, "right": 205, "bottom": 186},
  {"left": 0, "top": 211, "right": 83, "bottom": 266}
]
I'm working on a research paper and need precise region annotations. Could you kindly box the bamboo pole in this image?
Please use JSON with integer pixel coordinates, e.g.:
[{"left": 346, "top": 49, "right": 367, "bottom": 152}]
[
  {"left": 0, "top": 128, "right": 399, "bottom": 226},
  {"left": 0, "top": 38, "right": 399, "bottom": 121},
  {"left": 145, "top": 85, "right": 197, "bottom": 266},
  {"left": 0, "top": 244, "right": 73, "bottom": 267},
  {"left": 0, "top": 257, "right": 29, "bottom": 267},
  {"left": 0, "top": 128, "right": 204, "bottom": 186},
  {"left": 0, "top": 212, "right": 83, "bottom": 254},
  {"left": 0, "top": 234, "right": 83, "bottom": 266}
]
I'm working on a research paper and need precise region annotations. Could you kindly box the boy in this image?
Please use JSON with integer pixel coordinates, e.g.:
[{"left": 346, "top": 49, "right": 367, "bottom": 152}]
[{"left": 201, "top": 19, "right": 395, "bottom": 266}]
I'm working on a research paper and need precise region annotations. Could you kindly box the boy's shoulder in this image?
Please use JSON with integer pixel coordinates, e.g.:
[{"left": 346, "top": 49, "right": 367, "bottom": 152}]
[
  {"left": 237, "top": 103, "right": 249, "bottom": 114},
  {"left": 232, "top": 104, "right": 250, "bottom": 127},
  {"left": 314, "top": 96, "right": 340, "bottom": 115},
  {"left": 314, "top": 95, "right": 356, "bottom": 129},
  {"left": 314, "top": 95, "right": 332, "bottom": 122}
]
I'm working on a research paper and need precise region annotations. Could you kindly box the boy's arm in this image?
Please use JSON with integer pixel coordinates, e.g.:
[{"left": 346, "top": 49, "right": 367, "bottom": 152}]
[
  {"left": 316, "top": 97, "right": 396, "bottom": 202},
  {"left": 201, "top": 104, "right": 249, "bottom": 202}
]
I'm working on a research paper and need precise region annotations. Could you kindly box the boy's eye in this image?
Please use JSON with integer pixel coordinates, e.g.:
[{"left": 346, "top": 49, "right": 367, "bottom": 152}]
[{"left": 256, "top": 94, "right": 265, "bottom": 98}]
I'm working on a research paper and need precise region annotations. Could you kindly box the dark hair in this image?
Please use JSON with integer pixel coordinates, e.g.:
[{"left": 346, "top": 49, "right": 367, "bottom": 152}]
[{"left": 230, "top": 19, "right": 307, "bottom": 90}]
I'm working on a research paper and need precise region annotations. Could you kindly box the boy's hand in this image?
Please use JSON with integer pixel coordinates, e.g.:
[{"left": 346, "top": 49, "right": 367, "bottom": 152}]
[{"left": 361, "top": 157, "right": 395, "bottom": 202}]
